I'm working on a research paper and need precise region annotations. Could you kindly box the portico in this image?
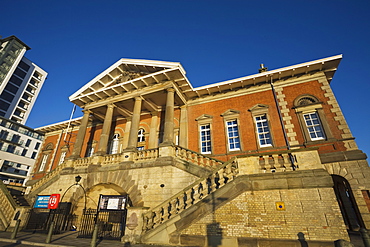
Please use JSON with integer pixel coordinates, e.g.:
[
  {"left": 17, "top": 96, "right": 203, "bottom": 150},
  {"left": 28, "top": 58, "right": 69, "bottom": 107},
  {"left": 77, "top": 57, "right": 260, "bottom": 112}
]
[{"left": 68, "top": 59, "right": 192, "bottom": 159}]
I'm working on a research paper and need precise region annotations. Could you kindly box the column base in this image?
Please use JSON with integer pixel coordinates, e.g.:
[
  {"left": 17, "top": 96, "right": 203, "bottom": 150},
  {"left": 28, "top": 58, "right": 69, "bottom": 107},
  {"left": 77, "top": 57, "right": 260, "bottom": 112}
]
[
  {"left": 67, "top": 155, "right": 80, "bottom": 160},
  {"left": 94, "top": 151, "right": 107, "bottom": 156},
  {"left": 159, "top": 141, "right": 174, "bottom": 147}
]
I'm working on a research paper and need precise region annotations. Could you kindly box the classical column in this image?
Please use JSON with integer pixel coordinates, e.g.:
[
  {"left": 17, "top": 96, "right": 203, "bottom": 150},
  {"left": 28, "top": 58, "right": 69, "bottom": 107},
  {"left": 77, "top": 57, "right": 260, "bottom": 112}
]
[
  {"left": 122, "top": 117, "right": 132, "bottom": 150},
  {"left": 96, "top": 104, "right": 114, "bottom": 155},
  {"left": 160, "top": 88, "right": 175, "bottom": 147},
  {"left": 126, "top": 97, "right": 142, "bottom": 151},
  {"left": 179, "top": 105, "right": 188, "bottom": 148},
  {"left": 69, "top": 109, "right": 90, "bottom": 159},
  {"left": 148, "top": 111, "right": 159, "bottom": 149}
]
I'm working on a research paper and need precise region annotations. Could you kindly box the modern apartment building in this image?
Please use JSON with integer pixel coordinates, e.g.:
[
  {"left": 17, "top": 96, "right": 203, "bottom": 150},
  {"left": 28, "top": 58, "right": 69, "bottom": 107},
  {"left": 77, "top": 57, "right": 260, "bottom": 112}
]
[
  {"left": 0, "top": 116, "right": 44, "bottom": 185},
  {"left": 0, "top": 35, "right": 47, "bottom": 185},
  {"left": 0, "top": 35, "right": 47, "bottom": 125}
]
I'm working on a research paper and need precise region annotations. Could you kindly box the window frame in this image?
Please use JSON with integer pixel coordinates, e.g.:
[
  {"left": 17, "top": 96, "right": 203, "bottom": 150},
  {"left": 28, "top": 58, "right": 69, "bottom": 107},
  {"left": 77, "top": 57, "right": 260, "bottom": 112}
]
[
  {"left": 254, "top": 114, "right": 273, "bottom": 147},
  {"left": 110, "top": 133, "right": 120, "bottom": 154},
  {"left": 221, "top": 110, "right": 242, "bottom": 153},
  {"left": 225, "top": 119, "right": 241, "bottom": 151},
  {"left": 196, "top": 114, "right": 214, "bottom": 154},
  {"left": 249, "top": 104, "right": 274, "bottom": 149},
  {"left": 303, "top": 112, "right": 326, "bottom": 141},
  {"left": 294, "top": 95, "right": 333, "bottom": 144},
  {"left": 199, "top": 123, "right": 212, "bottom": 154},
  {"left": 39, "top": 154, "right": 49, "bottom": 172}
]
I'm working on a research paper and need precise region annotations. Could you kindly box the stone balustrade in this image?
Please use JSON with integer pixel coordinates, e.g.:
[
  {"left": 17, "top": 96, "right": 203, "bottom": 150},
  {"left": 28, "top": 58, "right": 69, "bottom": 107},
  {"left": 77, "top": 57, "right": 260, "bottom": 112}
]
[
  {"left": 133, "top": 148, "right": 159, "bottom": 161},
  {"left": 236, "top": 148, "right": 322, "bottom": 175},
  {"left": 74, "top": 157, "right": 93, "bottom": 167},
  {"left": 142, "top": 158, "right": 238, "bottom": 232},
  {"left": 0, "top": 181, "right": 17, "bottom": 230},
  {"left": 102, "top": 153, "right": 123, "bottom": 165},
  {"left": 174, "top": 146, "right": 223, "bottom": 168}
]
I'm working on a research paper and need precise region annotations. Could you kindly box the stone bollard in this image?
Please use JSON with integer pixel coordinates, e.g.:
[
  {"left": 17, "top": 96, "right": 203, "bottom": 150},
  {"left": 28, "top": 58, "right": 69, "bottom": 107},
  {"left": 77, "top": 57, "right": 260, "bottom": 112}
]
[
  {"left": 10, "top": 219, "right": 21, "bottom": 239},
  {"left": 45, "top": 221, "right": 54, "bottom": 243},
  {"left": 91, "top": 223, "right": 99, "bottom": 247},
  {"left": 360, "top": 228, "right": 370, "bottom": 247}
]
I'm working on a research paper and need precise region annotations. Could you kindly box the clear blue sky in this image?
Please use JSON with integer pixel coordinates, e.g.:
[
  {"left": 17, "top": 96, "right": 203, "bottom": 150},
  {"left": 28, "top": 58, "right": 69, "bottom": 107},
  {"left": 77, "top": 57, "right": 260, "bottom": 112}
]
[{"left": 2, "top": 1, "right": 370, "bottom": 158}]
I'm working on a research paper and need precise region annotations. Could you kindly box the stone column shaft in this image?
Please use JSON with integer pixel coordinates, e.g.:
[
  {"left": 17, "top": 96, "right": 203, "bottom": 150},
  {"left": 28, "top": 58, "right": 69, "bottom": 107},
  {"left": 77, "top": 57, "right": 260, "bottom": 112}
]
[
  {"left": 160, "top": 88, "right": 175, "bottom": 146},
  {"left": 70, "top": 109, "right": 90, "bottom": 159},
  {"left": 96, "top": 104, "right": 114, "bottom": 155},
  {"left": 179, "top": 105, "right": 188, "bottom": 148},
  {"left": 126, "top": 97, "right": 142, "bottom": 150},
  {"left": 148, "top": 111, "right": 159, "bottom": 149},
  {"left": 122, "top": 117, "right": 132, "bottom": 150}
]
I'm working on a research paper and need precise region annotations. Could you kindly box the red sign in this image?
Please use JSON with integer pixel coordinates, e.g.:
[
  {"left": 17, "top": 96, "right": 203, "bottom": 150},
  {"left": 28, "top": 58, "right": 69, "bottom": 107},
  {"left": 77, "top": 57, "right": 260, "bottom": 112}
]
[{"left": 47, "top": 194, "right": 60, "bottom": 209}]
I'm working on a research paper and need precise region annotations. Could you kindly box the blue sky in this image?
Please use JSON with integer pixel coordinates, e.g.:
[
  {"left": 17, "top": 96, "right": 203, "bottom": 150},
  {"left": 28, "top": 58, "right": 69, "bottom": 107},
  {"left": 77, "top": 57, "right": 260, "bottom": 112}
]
[{"left": 2, "top": 1, "right": 370, "bottom": 157}]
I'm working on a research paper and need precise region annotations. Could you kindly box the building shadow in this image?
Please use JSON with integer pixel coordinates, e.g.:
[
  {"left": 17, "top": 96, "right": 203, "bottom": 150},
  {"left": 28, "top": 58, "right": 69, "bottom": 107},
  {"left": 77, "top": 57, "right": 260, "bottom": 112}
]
[
  {"left": 297, "top": 232, "right": 308, "bottom": 247},
  {"left": 207, "top": 222, "right": 223, "bottom": 247}
]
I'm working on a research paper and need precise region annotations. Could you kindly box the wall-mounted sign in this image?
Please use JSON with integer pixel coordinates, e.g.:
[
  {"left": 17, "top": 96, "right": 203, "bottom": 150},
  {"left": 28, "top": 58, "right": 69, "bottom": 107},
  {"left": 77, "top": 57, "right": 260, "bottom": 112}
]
[
  {"left": 98, "top": 195, "right": 127, "bottom": 211},
  {"left": 275, "top": 201, "right": 286, "bottom": 211},
  {"left": 48, "top": 194, "right": 60, "bottom": 209},
  {"left": 34, "top": 195, "right": 50, "bottom": 208}
]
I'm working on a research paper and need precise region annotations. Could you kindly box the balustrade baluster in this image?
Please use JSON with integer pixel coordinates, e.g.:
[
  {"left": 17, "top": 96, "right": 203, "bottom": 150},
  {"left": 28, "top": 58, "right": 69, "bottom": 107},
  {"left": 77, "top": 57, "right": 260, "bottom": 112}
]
[
  {"left": 259, "top": 156, "right": 266, "bottom": 171},
  {"left": 178, "top": 192, "right": 186, "bottom": 210},
  {"left": 217, "top": 169, "right": 225, "bottom": 187},
  {"left": 209, "top": 174, "right": 217, "bottom": 192},
  {"left": 278, "top": 154, "right": 285, "bottom": 168},
  {"left": 184, "top": 190, "right": 193, "bottom": 209},
  {"left": 268, "top": 155, "right": 275, "bottom": 171},
  {"left": 162, "top": 203, "right": 170, "bottom": 220}
]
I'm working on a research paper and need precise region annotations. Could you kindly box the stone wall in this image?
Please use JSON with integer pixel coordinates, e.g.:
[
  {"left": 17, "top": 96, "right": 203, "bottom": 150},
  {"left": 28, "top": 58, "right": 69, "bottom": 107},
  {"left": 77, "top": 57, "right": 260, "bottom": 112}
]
[{"left": 181, "top": 187, "right": 348, "bottom": 243}]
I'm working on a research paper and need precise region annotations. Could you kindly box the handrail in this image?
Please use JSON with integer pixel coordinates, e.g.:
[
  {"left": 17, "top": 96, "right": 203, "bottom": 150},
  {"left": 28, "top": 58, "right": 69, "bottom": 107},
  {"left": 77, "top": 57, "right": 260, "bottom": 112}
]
[{"left": 174, "top": 146, "right": 223, "bottom": 168}]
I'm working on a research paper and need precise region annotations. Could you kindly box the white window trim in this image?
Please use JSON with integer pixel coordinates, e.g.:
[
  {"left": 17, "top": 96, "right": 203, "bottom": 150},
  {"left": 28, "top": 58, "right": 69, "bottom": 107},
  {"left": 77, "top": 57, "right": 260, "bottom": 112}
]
[
  {"left": 39, "top": 154, "right": 49, "bottom": 172},
  {"left": 196, "top": 114, "right": 214, "bottom": 154},
  {"left": 138, "top": 129, "right": 145, "bottom": 143},
  {"left": 110, "top": 133, "right": 120, "bottom": 154},
  {"left": 221, "top": 109, "right": 242, "bottom": 152},
  {"left": 303, "top": 112, "right": 326, "bottom": 141},
  {"left": 255, "top": 114, "right": 273, "bottom": 147},
  {"left": 199, "top": 123, "right": 212, "bottom": 154},
  {"left": 58, "top": 151, "right": 67, "bottom": 166},
  {"left": 225, "top": 119, "right": 241, "bottom": 151}
]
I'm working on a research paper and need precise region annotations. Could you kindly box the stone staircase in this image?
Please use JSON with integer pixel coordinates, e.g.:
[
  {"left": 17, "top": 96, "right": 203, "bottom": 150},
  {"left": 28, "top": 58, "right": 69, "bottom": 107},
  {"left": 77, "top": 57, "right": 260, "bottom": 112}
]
[
  {"left": 140, "top": 157, "right": 239, "bottom": 243},
  {"left": 27, "top": 146, "right": 224, "bottom": 198}
]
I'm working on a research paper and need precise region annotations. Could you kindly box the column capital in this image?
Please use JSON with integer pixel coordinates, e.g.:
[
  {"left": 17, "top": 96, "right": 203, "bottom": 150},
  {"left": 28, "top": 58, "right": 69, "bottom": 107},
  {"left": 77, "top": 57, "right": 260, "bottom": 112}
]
[
  {"left": 134, "top": 96, "right": 142, "bottom": 102},
  {"left": 166, "top": 87, "right": 175, "bottom": 93},
  {"left": 151, "top": 111, "right": 159, "bottom": 117}
]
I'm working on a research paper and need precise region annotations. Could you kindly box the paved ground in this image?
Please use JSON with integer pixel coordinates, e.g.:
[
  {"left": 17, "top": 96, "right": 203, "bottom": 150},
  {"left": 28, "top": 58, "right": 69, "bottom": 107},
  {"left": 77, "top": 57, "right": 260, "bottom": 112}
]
[
  {"left": 0, "top": 230, "right": 367, "bottom": 247},
  {"left": 0, "top": 230, "right": 141, "bottom": 247}
]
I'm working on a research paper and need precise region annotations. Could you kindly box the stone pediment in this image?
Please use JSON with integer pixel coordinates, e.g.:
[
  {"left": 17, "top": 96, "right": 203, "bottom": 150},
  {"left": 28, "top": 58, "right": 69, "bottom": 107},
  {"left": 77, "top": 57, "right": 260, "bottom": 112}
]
[
  {"left": 249, "top": 104, "right": 269, "bottom": 112},
  {"left": 220, "top": 109, "right": 240, "bottom": 117},
  {"left": 195, "top": 114, "right": 213, "bottom": 121},
  {"left": 69, "top": 58, "right": 190, "bottom": 107}
]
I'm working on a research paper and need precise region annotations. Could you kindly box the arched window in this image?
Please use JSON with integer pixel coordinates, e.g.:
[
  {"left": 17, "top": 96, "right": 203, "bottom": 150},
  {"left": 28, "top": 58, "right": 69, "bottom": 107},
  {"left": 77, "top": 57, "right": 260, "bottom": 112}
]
[
  {"left": 137, "top": 129, "right": 145, "bottom": 143},
  {"left": 110, "top": 133, "right": 120, "bottom": 154},
  {"left": 293, "top": 95, "right": 332, "bottom": 143}
]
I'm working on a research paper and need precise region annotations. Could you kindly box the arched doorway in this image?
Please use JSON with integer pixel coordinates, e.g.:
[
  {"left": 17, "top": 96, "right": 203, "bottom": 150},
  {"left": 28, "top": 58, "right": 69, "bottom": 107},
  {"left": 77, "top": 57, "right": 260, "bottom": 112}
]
[
  {"left": 75, "top": 183, "right": 130, "bottom": 240},
  {"left": 332, "top": 175, "right": 364, "bottom": 231}
]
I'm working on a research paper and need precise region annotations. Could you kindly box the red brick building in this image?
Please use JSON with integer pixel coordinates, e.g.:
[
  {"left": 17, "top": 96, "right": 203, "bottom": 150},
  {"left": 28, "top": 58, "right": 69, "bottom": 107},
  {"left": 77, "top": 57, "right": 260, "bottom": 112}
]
[{"left": 24, "top": 55, "right": 370, "bottom": 246}]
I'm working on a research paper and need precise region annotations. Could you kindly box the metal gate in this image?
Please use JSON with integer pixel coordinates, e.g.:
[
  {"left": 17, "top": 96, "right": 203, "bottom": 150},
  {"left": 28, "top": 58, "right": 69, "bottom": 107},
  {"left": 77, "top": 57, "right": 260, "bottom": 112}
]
[
  {"left": 25, "top": 202, "right": 77, "bottom": 234},
  {"left": 78, "top": 208, "right": 127, "bottom": 240}
]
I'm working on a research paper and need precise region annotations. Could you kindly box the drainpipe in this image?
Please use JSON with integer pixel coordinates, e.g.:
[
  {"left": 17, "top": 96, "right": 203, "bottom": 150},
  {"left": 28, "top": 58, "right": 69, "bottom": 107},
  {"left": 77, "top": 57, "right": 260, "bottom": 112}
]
[{"left": 261, "top": 66, "right": 296, "bottom": 170}]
